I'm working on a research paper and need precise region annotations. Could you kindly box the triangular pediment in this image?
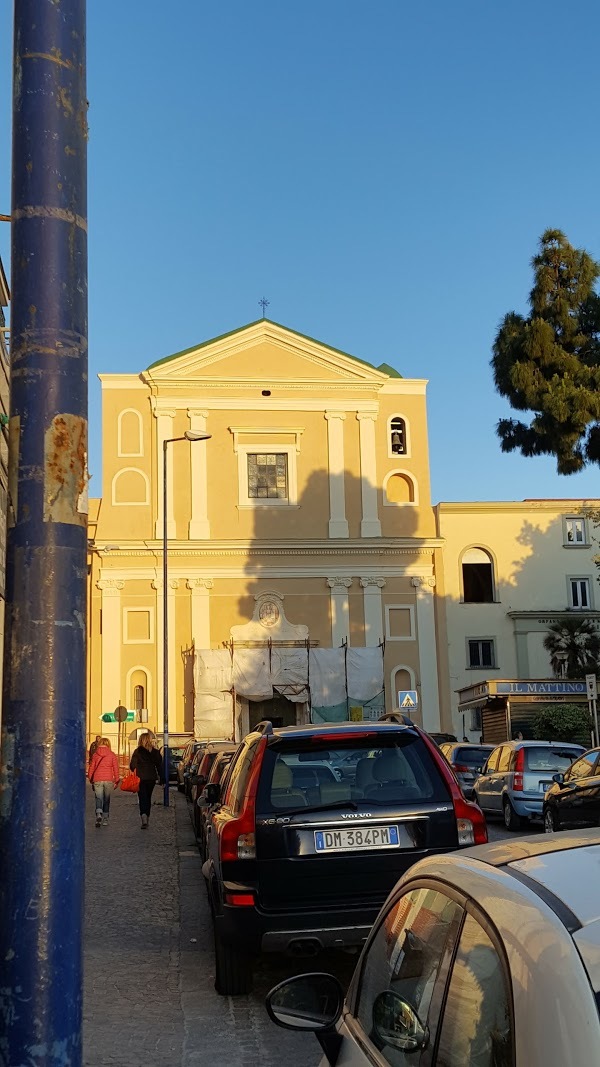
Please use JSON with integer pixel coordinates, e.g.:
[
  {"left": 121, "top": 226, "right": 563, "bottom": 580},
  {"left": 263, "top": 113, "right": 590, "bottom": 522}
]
[{"left": 144, "top": 320, "right": 397, "bottom": 384}]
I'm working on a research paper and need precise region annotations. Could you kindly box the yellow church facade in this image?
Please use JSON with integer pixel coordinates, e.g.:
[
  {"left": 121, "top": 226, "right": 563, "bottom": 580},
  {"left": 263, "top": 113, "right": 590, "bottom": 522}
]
[{"left": 87, "top": 319, "right": 444, "bottom": 744}]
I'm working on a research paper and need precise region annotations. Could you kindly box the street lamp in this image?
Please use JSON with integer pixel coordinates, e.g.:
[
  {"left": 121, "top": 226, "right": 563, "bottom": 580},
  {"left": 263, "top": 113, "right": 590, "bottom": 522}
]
[{"left": 163, "top": 430, "right": 211, "bottom": 805}]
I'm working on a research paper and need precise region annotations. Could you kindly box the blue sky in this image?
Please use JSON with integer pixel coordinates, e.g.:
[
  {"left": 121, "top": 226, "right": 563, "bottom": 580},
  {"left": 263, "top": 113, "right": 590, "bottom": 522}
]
[{"left": 1, "top": 0, "right": 600, "bottom": 503}]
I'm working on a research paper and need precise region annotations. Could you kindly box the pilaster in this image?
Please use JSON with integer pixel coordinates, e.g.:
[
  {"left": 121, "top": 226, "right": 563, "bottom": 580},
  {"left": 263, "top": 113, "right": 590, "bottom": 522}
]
[
  {"left": 327, "top": 576, "right": 353, "bottom": 646},
  {"left": 152, "top": 406, "right": 176, "bottom": 539},
  {"left": 357, "top": 412, "right": 381, "bottom": 537},
  {"left": 360, "top": 577, "right": 386, "bottom": 646},
  {"left": 97, "top": 579, "right": 124, "bottom": 714},
  {"left": 187, "top": 577, "right": 213, "bottom": 649},
  {"left": 411, "top": 576, "right": 440, "bottom": 730},
  {"left": 188, "top": 409, "right": 210, "bottom": 539},
  {"left": 325, "top": 412, "right": 349, "bottom": 538}
]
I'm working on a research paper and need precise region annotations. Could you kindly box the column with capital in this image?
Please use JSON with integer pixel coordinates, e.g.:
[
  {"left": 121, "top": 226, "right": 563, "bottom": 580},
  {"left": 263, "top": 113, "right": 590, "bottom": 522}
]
[
  {"left": 97, "top": 579, "right": 124, "bottom": 714},
  {"left": 357, "top": 412, "right": 381, "bottom": 537},
  {"left": 327, "top": 577, "right": 353, "bottom": 645},
  {"left": 187, "top": 578, "right": 213, "bottom": 649},
  {"left": 412, "top": 576, "right": 441, "bottom": 730},
  {"left": 325, "top": 412, "right": 349, "bottom": 538},
  {"left": 188, "top": 410, "right": 210, "bottom": 539},
  {"left": 360, "top": 578, "right": 386, "bottom": 646},
  {"left": 153, "top": 406, "right": 176, "bottom": 539}
]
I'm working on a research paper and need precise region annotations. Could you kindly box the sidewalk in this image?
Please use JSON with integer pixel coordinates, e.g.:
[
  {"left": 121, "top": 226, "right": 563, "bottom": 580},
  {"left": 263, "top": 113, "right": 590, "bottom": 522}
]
[
  {"left": 83, "top": 786, "right": 318, "bottom": 1067},
  {"left": 84, "top": 787, "right": 184, "bottom": 1065}
]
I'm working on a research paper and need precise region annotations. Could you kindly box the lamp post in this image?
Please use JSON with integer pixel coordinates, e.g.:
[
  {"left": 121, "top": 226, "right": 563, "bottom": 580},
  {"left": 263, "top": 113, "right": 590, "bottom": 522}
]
[{"left": 163, "top": 431, "right": 211, "bottom": 805}]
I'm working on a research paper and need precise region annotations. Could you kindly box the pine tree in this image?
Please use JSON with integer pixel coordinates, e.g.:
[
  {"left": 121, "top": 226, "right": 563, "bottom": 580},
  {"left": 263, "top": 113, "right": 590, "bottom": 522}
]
[{"left": 491, "top": 229, "right": 600, "bottom": 474}]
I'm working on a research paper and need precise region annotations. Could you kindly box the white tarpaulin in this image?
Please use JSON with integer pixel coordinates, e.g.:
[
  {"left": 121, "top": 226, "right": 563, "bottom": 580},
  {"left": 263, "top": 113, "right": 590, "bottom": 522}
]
[
  {"left": 194, "top": 649, "right": 232, "bottom": 693},
  {"left": 232, "top": 648, "right": 272, "bottom": 701},
  {"left": 194, "top": 691, "right": 234, "bottom": 739},
  {"left": 346, "top": 647, "right": 384, "bottom": 703},
  {"left": 271, "top": 647, "right": 309, "bottom": 703},
  {"left": 308, "top": 648, "right": 346, "bottom": 707},
  {"left": 193, "top": 646, "right": 383, "bottom": 710}
]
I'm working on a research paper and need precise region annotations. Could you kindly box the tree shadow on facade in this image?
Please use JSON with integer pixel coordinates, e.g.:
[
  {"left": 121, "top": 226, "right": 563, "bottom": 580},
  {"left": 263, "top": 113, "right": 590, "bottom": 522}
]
[{"left": 231, "top": 465, "right": 423, "bottom": 735}]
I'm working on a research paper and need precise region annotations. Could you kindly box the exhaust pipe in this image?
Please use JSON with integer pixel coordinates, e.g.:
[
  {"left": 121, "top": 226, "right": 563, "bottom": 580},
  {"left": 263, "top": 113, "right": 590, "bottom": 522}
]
[{"left": 287, "top": 938, "right": 321, "bottom": 957}]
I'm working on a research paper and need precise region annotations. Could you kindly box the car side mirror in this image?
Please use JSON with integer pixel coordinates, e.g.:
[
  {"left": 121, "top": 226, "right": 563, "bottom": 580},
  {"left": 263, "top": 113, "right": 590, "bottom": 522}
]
[
  {"left": 372, "top": 990, "right": 429, "bottom": 1053},
  {"left": 266, "top": 972, "right": 343, "bottom": 1032},
  {"left": 204, "top": 782, "right": 221, "bottom": 805},
  {"left": 552, "top": 772, "right": 565, "bottom": 785}
]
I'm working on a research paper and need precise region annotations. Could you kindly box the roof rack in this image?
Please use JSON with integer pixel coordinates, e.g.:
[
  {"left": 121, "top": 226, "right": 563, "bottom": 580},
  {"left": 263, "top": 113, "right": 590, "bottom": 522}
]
[{"left": 252, "top": 719, "right": 274, "bottom": 735}]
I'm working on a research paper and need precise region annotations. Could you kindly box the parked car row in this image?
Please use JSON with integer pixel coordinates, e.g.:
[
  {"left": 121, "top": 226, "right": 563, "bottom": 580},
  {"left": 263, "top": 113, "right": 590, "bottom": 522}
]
[
  {"left": 185, "top": 716, "right": 488, "bottom": 996},
  {"left": 181, "top": 718, "right": 600, "bottom": 1061}
]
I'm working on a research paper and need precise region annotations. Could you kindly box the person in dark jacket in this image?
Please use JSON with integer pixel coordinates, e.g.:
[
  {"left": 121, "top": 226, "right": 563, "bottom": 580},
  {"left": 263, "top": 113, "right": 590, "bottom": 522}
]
[{"left": 130, "top": 732, "right": 164, "bottom": 829}]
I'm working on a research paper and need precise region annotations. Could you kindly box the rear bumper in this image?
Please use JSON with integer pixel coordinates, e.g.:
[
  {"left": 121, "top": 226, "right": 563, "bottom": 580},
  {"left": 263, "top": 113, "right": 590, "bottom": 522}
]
[
  {"left": 262, "top": 924, "right": 371, "bottom": 953},
  {"left": 510, "top": 793, "right": 544, "bottom": 818},
  {"left": 215, "top": 895, "right": 380, "bottom": 956}
]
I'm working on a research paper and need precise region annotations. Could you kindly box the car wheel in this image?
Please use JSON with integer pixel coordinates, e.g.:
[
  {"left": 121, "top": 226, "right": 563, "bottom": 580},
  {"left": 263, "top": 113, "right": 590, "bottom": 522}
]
[
  {"left": 213, "top": 924, "right": 253, "bottom": 996},
  {"left": 503, "top": 797, "right": 525, "bottom": 832},
  {"left": 544, "top": 807, "right": 558, "bottom": 833}
]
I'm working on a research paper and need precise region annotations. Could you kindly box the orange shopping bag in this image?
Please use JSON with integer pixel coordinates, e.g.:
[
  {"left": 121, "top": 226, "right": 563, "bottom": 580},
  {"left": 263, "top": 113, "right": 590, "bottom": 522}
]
[{"left": 120, "top": 771, "right": 140, "bottom": 793}]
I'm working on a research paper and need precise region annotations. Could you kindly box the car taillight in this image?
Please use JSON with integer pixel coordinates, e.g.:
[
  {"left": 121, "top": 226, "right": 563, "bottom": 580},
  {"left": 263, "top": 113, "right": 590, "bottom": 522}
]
[
  {"left": 224, "top": 891, "right": 255, "bottom": 907},
  {"left": 417, "top": 728, "right": 488, "bottom": 846},
  {"left": 220, "top": 737, "right": 267, "bottom": 862},
  {"left": 453, "top": 764, "right": 470, "bottom": 774},
  {"left": 513, "top": 748, "right": 525, "bottom": 791}
]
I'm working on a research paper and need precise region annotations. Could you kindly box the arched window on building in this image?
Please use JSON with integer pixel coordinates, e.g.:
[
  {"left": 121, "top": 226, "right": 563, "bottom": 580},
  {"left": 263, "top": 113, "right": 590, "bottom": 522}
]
[
  {"left": 112, "top": 467, "right": 150, "bottom": 505},
  {"left": 390, "top": 416, "right": 407, "bottom": 456},
  {"left": 118, "top": 408, "right": 143, "bottom": 457},
  {"left": 384, "top": 470, "right": 417, "bottom": 505},
  {"left": 127, "top": 667, "right": 150, "bottom": 723},
  {"left": 461, "top": 548, "right": 495, "bottom": 603}
]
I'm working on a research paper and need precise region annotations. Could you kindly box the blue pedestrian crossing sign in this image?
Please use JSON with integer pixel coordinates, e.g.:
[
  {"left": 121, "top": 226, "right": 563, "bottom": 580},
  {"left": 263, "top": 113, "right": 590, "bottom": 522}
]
[{"left": 397, "top": 690, "right": 418, "bottom": 709}]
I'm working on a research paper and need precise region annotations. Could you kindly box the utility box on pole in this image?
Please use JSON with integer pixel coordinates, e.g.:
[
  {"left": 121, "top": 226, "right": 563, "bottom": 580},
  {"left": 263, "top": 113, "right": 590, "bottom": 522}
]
[{"left": 0, "top": 2, "right": 88, "bottom": 1064}]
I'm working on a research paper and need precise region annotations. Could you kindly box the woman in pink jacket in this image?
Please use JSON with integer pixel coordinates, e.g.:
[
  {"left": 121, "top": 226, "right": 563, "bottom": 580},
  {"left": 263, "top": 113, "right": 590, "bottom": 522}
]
[{"left": 88, "top": 738, "right": 120, "bottom": 827}]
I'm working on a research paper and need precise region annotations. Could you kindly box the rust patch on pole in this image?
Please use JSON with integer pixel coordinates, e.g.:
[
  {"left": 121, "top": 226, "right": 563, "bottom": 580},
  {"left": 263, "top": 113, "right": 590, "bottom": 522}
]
[{"left": 44, "top": 414, "right": 87, "bottom": 525}]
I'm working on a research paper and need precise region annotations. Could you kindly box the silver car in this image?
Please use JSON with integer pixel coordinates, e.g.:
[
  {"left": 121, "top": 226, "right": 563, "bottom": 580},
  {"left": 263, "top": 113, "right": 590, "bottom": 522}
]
[
  {"left": 439, "top": 742, "right": 494, "bottom": 798},
  {"left": 473, "top": 739, "right": 584, "bottom": 831},
  {"left": 266, "top": 829, "right": 600, "bottom": 1066}
]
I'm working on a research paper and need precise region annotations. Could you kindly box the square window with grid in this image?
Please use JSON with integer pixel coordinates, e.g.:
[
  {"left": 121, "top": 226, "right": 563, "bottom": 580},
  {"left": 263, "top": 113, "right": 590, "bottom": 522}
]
[
  {"left": 468, "top": 639, "right": 495, "bottom": 669},
  {"left": 247, "top": 453, "right": 288, "bottom": 500},
  {"left": 565, "top": 518, "right": 586, "bottom": 545}
]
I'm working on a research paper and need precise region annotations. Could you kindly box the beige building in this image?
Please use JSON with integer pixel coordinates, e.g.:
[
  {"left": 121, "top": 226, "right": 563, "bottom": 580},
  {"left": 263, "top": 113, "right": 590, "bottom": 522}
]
[
  {"left": 435, "top": 500, "right": 600, "bottom": 740},
  {"left": 88, "top": 318, "right": 600, "bottom": 746},
  {"left": 88, "top": 319, "right": 443, "bottom": 744}
]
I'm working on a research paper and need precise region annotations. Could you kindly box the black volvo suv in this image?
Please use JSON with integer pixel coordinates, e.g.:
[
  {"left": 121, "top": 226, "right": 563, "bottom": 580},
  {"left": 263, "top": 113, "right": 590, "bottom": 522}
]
[{"left": 202, "top": 719, "right": 487, "bottom": 995}]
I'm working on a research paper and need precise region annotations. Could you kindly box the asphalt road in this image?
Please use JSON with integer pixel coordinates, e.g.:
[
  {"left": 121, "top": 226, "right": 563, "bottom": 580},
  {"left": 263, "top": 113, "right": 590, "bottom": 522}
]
[{"left": 486, "top": 815, "right": 544, "bottom": 842}]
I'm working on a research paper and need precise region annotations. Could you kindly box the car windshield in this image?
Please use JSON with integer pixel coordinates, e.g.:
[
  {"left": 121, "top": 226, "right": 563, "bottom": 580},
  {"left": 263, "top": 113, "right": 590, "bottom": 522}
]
[
  {"left": 454, "top": 747, "right": 491, "bottom": 766},
  {"left": 259, "top": 735, "right": 451, "bottom": 812},
  {"left": 525, "top": 747, "right": 583, "bottom": 772}
]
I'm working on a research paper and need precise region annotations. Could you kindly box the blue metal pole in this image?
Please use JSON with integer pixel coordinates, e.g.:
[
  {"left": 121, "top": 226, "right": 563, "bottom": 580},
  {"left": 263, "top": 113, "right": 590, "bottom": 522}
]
[{"left": 0, "top": 0, "right": 88, "bottom": 1063}]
